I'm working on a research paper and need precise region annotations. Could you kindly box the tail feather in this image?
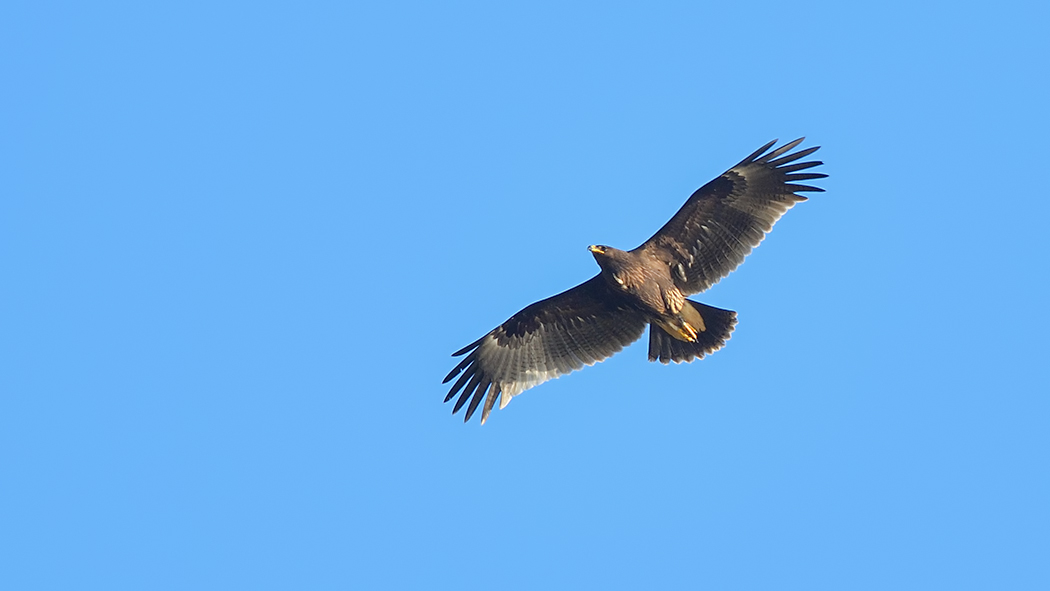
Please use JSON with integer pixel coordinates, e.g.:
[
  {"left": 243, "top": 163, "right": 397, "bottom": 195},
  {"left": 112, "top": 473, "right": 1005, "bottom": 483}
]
[{"left": 648, "top": 300, "right": 737, "bottom": 364}]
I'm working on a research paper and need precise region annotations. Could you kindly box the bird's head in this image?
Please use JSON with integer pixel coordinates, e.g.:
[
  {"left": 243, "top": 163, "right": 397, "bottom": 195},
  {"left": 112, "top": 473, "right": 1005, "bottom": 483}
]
[
  {"left": 588, "top": 244, "right": 632, "bottom": 287},
  {"left": 588, "top": 244, "right": 628, "bottom": 267},
  {"left": 588, "top": 245, "right": 613, "bottom": 266}
]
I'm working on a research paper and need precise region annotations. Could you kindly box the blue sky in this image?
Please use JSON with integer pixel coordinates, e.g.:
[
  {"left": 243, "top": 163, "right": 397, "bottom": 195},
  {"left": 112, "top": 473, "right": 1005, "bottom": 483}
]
[{"left": 4, "top": 1, "right": 1049, "bottom": 589}]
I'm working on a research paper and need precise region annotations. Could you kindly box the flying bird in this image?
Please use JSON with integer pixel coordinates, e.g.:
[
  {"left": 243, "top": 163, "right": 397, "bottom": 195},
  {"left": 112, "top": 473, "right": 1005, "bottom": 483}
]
[{"left": 443, "top": 138, "right": 826, "bottom": 424}]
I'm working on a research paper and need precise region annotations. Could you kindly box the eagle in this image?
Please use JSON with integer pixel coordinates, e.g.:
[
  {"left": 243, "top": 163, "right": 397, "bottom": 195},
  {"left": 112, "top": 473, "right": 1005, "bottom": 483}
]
[{"left": 443, "top": 138, "right": 826, "bottom": 424}]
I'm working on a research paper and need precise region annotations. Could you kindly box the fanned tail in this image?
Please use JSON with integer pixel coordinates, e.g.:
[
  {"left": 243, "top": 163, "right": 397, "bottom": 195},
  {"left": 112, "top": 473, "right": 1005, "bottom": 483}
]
[{"left": 648, "top": 300, "right": 737, "bottom": 364}]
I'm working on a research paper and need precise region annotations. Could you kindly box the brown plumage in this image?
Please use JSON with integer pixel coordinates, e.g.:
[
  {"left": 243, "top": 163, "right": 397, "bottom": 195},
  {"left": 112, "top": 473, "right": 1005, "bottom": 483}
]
[{"left": 443, "top": 139, "right": 827, "bottom": 424}]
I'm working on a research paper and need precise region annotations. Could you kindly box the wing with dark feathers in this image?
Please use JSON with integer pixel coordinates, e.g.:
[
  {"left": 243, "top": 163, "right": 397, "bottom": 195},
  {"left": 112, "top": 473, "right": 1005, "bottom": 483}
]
[
  {"left": 443, "top": 275, "right": 648, "bottom": 424},
  {"left": 638, "top": 138, "right": 826, "bottom": 295}
]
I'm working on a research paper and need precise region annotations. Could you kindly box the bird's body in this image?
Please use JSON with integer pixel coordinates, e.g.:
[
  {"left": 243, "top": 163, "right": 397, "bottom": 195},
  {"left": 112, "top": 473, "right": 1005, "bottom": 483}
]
[
  {"left": 589, "top": 245, "right": 702, "bottom": 343},
  {"left": 444, "top": 139, "right": 827, "bottom": 424}
]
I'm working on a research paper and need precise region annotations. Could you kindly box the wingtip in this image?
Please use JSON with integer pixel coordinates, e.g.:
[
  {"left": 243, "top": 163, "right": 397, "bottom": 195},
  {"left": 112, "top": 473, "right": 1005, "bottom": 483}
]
[
  {"left": 764, "top": 138, "right": 809, "bottom": 162},
  {"left": 451, "top": 334, "right": 486, "bottom": 357},
  {"left": 737, "top": 139, "right": 779, "bottom": 167},
  {"left": 479, "top": 386, "right": 499, "bottom": 425}
]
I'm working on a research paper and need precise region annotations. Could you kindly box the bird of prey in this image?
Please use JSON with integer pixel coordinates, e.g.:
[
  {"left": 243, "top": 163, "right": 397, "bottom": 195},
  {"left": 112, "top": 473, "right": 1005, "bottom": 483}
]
[{"left": 443, "top": 138, "right": 826, "bottom": 424}]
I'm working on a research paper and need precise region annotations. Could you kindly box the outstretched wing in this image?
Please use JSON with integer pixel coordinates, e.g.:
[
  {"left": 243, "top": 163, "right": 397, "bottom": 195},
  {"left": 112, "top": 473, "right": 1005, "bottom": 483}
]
[
  {"left": 443, "top": 276, "right": 648, "bottom": 424},
  {"left": 638, "top": 138, "right": 826, "bottom": 295}
]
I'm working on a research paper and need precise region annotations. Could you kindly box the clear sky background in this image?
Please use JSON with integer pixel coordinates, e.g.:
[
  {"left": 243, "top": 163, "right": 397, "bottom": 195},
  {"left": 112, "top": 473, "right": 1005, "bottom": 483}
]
[{"left": 4, "top": 1, "right": 1049, "bottom": 589}]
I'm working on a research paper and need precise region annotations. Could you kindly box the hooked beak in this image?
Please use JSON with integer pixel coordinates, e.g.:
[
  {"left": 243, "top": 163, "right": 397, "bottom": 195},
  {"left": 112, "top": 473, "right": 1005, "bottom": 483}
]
[{"left": 588, "top": 245, "right": 605, "bottom": 254}]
